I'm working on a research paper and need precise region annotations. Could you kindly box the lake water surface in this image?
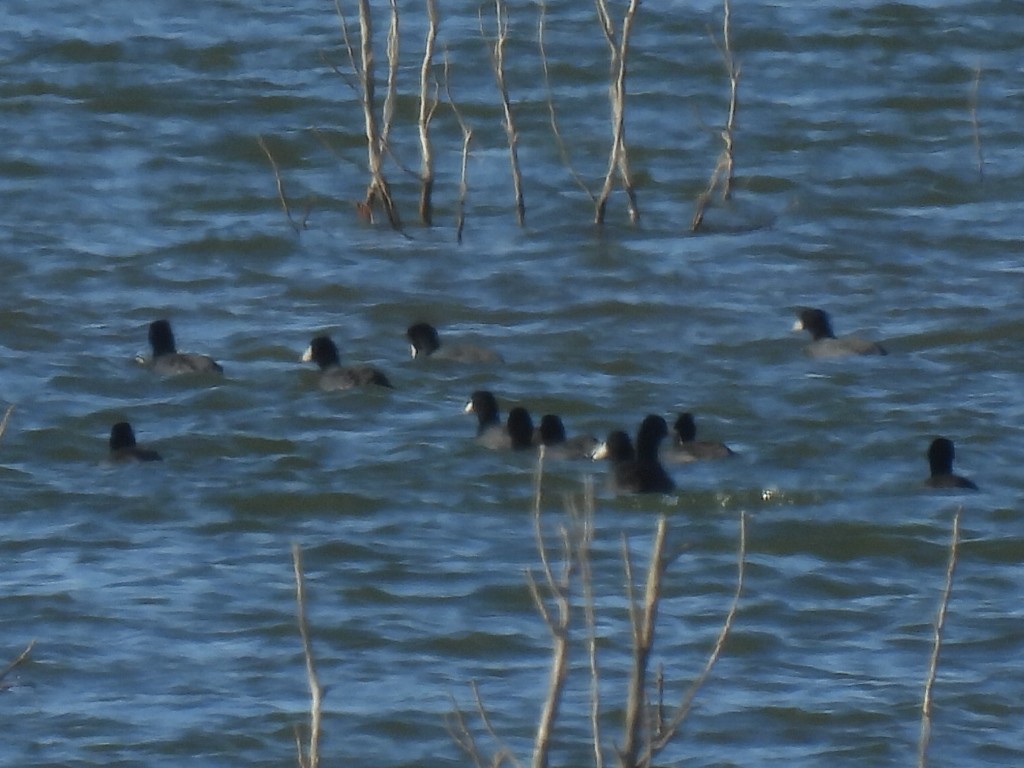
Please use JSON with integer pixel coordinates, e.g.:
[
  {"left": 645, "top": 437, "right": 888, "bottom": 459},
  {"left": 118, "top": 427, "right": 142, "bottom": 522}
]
[{"left": 2, "top": 1, "right": 1023, "bottom": 766}]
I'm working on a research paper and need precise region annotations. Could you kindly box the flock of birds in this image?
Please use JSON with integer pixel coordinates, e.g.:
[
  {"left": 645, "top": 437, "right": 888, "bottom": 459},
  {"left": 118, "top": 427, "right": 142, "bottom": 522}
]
[{"left": 109, "top": 311, "right": 978, "bottom": 493}]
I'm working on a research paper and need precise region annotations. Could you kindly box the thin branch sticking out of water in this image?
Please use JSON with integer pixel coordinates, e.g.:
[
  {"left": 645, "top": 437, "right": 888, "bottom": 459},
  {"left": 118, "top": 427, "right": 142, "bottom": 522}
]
[
  {"left": 257, "top": 136, "right": 311, "bottom": 234},
  {"left": 917, "top": 507, "right": 962, "bottom": 768},
  {"left": 0, "top": 404, "right": 14, "bottom": 444},
  {"left": 969, "top": 63, "right": 984, "bottom": 182},
  {"left": 292, "top": 544, "right": 324, "bottom": 768}
]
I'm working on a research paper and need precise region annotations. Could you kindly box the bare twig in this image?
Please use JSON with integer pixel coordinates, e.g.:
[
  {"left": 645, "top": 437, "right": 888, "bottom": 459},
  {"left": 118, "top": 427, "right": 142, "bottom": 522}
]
[
  {"left": 483, "top": 0, "right": 525, "bottom": 226},
  {"left": 354, "top": 0, "right": 401, "bottom": 230},
  {"left": 570, "top": 479, "right": 605, "bottom": 768},
  {"left": 258, "top": 135, "right": 309, "bottom": 233},
  {"left": 0, "top": 404, "right": 13, "bottom": 444},
  {"left": 594, "top": 0, "right": 641, "bottom": 225},
  {"left": 538, "top": 0, "right": 594, "bottom": 201},
  {"left": 969, "top": 63, "right": 984, "bottom": 182},
  {"left": 418, "top": 0, "right": 440, "bottom": 225},
  {"left": 917, "top": 507, "right": 962, "bottom": 768},
  {"left": 0, "top": 639, "right": 35, "bottom": 689},
  {"left": 380, "top": 0, "right": 400, "bottom": 150},
  {"left": 645, "top": 511, "right": 747, "bottom": 760},
  {"left": 525, "top": 448, "right": 574, "bottom": 768},
  {"left": 292, "top": 544, "right": 324, "bottom": 768},
  {"left": 619, "top": 517, "right": 669, "bottom": 767},
  {"left": 692, "top": 0, "right": 741, "bottom": 232},
  {"left": 442, "top": 49, "right": 473, "bottom": 242}
]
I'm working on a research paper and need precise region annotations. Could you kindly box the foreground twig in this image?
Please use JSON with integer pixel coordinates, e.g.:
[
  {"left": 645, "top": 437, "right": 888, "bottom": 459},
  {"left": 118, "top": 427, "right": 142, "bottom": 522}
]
[
  {"left": 570, "top": 480, "right": 605, "bottom": 768},
  {"left": 526, "top": 448, "right": 574, "bottom": 768},
  {"left": 292, "top": 544, "right": 324, "bottom": 768},
  {"left": 692, "top": 0, "right": 741, "bottom": 232},
  {"left": 483, "top": 0, "right": 525, "bottom": 226},
  {"left": 594, "top": 0, "right": 641, "bottom": 225},
  {"left": 618, "top": 518, "right": 669, "bottom": 767},
  {"left": 0, "top": 639, "right": 35, "bottom": 690},
  {"left": 917, "top": 507, "right": 962, "bottom": 768},
  {"left": 644, "top": 512, "right": 747, "bottom": 762}
]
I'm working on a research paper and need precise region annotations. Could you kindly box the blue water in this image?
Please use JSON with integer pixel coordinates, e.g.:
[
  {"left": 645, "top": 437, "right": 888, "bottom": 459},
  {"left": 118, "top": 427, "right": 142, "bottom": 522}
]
[{"left": 2, "top": 1, "right": 1023, "bottom": 766}]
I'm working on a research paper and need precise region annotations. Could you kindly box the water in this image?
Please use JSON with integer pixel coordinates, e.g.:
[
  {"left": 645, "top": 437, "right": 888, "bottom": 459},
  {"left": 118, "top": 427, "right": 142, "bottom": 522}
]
[{"left": 2, "top": 1, "right": 1023, "bottom": 765}]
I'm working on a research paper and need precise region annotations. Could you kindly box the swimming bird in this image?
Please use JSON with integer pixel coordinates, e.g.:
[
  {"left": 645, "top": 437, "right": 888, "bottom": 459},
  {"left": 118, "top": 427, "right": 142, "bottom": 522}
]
[
  {"left": 146, "top": 319, "right": 223, "bottom": 375},
  {"left": 537, "top": 414, "right": 598, "bottom": 459},
  {"left": 792, "top": 307, "right": 887, "bottom": 357},
  {"left": 593, "top": 415, "right": 675, "bottom": 494},
  {"left": 108, "top": 421, "right": 162, "bottom": 462},
  {"left": 406, "top": 322, "right": 504, "bottom": 363},
  {"left": 301, "top": 336, "right": 393, "bottom": 390},
  {"left": 925, "top": 437, "right": 978, "bottom": 490},
  {"left": 464, "top": 390, "right": 532, "bottom": 450},
  {"left": 665, "top": 412, "right": 735, "bottom": 462}
]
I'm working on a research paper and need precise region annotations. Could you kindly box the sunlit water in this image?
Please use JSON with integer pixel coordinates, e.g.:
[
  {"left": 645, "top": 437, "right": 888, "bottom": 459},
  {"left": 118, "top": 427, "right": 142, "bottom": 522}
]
[{"left": 2, "top": 1, "right": 1023, "bottom": 766}]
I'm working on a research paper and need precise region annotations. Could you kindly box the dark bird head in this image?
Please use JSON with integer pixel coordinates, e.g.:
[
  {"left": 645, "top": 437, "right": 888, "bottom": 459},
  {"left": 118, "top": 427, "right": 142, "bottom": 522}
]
[{"left": 148, "top": 319, "right": 178, "bottom": 356}]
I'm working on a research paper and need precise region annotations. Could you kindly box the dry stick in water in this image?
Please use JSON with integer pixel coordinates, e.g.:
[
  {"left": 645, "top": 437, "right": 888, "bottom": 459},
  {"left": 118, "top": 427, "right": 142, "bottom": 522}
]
[
  {"left": 572, "top": 479, "right": 605, "bottom": 768},
  {"left": 594, "top": 0, "right": 641, "bottom": 225},
  {"left": 917, "top": 507, "right": 962, "bottom": 768},
  {"left": 0, "top": 404, "right": 14, "bottom": 443},
  {"left": 257, "top": 136, "right": 309, "bottom": 233},
  {"left": 418, "top": 0, "right": 440, "bottom": 225},
  {"left": 353, "top": 0, "right": 401, "bottom": 229},
  {"left": 291, "top": 544, "right": 324, "bottom": 768},
  {"left": 380, "top": 0, "right": 400, "bottom": 150},
  {"left": 618, "top": 517, "right": 669, "bottom": 768},
  {"left": 538, "top": 0, "right": 595, "bottom": 202},
  {"left": 692, "top": 0, "right": 741, "bottom": 232},
  {"left": 526, "top": 448, "right": 574, "bottom": 768},
  {"left": 0, "top": 639, "right": 35, "bottom": 690},
  {"left": 442, "top": 50, "right": 474, "bottom": 243},
  {"left": 643, "top": 511, "right": 747, "bottom": 763},
  {"left": 484, "top": 0, "right": 525, "bottom": 226},
  {"left": 969, "top": 63, "right": 984, "bottom": 182}
]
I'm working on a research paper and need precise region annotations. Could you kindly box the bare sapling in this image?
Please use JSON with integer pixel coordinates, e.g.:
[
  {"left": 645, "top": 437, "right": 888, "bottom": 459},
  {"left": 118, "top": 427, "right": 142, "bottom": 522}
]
[
  {"left": 692, "top": 0, "right": 741, "bottom": 232},
  {"left": 594, "top": 0, "right": 641, "bottom": 225},
  {"left": 418, "top": 0, "right": 441, "bottom": 225},
  {"left": 292, "top": 544, "right": 324, "bottom": 768},
  {"left": 482, "top": 0, "right": 526, "bottom": 226},
  {"left": 917, "top": 507, "right": 962, "bottom": 768}
]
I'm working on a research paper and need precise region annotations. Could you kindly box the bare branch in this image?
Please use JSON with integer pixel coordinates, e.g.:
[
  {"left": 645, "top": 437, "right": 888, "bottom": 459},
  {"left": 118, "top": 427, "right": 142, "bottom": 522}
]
[
  {"left": 484, "top": 0, "right": 525, "bottom": 226},
  {"left": 618, "top": 517, "right": 669, "bottom": 767},
  {"left": 258, "top": 135, "right": 307, "bottom": 234},
  {"left": 354, "top": 0, "right": 402, "bottom": 230},
  {"left": 646, "top": 512, "right": 747, "bottom": 759},
  {"left": 0, "top": 639, "right": 35, "bottom": 689},
  {"left": 418, "top": 0, "right": 440, "bottom": 224},
  {"left": 594, "top": 0, "right": 641, "bottom": 225},
  {"left": 0, "top": 404, "right": 14, "bottom": 444},
  {"left": 917, "top": 507, "right": 962, "bottom": 768},
  {"left": 539, "top": 0, "right": 595, "bottom": 201},
  {"left": 570, "top": 480, "right": 605, "bottom": 768},
  {"left": 692, "top": 0, "right": 741, "bottom": 232},
  {"left": 380, "top": 0, "right": 400, "bottom": 149},
  {"left": 292, "top": 544, "right": 324, "bottom": 768}
]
